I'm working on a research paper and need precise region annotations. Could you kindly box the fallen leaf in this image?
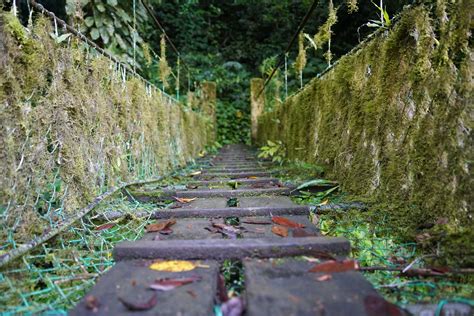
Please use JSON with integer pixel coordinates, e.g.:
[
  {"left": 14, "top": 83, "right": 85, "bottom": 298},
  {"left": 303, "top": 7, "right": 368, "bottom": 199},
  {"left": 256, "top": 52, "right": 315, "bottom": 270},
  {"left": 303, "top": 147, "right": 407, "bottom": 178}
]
[
  {"left": 186, "top": 184, "right": 199, "bottom": 190},
  {"left": 174, "top": 197, "right": 197, "bottom": 203},
  {"left": 242, "top": 219, "right": 272, "bottom": 225},
  {"left": 149, "top": 276, "right": 202, "bottom": 291},
  {"left": 159, "top": 228, "right": 173, "bottom": 235},
  {"left": 318, "top": 199, "right": 329, "bottom": 206},
  {"left": 209, "top": 222, "right": 241, "bottom": 239},
  {"left": 247, "top": 176, "right": 258, "bottom": 179},
  {"left": 118, "top": 293, "right": 157, "bottom": 311},
  {"left": 272, "top": 216, "right": 305, "bottom": 228},
  {"left": 309, "top": 259, "right": 359, "bottom": 273},
  {"left": 364, "top": 295, "right": 405, "bottom": 316},
  {"left": 271, "top": 225, "right": 288, "bottom": 237},
  {"left": 146, "top": 219, "right": 176, "bottom": 233},
  {"left": 316, "top": 274, "right": 332, "bottom": 281},
  {"left": 292, "top": 228, "right": 318, "bottom": 237},
  {"left": 186, "top": 290, "right": 197, "bottom": 298},
  {"left": 221, "top": 297, "right": 244, "bottom": 316},
  {"left": 85, "top": 295, "right": 100, "bottom": 312},
  {"left": 149, "top": 260, "right": 197, "bottom": 272},
  {"left": 288, "top": 294, "right": 301, "bottom": 304},
  {"left": 95, "top": 223, "right": 115, "bottom": 231},
  {"left": 189, "top": 171, "right": 202, "bottom": 176},
  {"left": 217, "top": 274, "right": 229, "bottom": 303},
  {"left": 170, "top": 203, "right": 183, "bottom": 209}
]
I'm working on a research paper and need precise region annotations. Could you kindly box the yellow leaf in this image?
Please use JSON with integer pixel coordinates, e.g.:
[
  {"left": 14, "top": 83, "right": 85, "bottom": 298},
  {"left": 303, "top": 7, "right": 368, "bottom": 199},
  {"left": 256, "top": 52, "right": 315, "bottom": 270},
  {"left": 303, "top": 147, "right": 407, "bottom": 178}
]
[
  {"left": 149, "top": 260, "right": 197, "bottom": 272},
  {"left": 319, "top": 199, "right": 329, "bottom": 206},
  {"left": 248, "top": 176, "right": 258, "bottom": 179},
  {"left": 174, "top": 197, "right": 197, "bottom": 203}
]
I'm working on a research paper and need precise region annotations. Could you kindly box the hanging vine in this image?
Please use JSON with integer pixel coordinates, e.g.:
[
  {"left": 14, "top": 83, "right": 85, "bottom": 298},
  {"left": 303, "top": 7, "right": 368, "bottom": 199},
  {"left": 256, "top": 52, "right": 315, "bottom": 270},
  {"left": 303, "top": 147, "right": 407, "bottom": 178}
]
[
  {"left": 314, "top": 0, "right": 338, "bottom": 66},
  {"left": 159, "top": 34, "right": 171, "bottom": 89},
  {"left": 294, "top": 32, "right": 307, "bottom": 88}
]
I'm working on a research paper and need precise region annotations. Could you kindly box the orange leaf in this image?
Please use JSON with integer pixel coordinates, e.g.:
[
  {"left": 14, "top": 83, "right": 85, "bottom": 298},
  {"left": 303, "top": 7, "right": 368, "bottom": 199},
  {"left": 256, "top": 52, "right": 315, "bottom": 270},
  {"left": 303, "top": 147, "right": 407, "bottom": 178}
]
[
  {"left": 146, "top": 219, "right": 176, "bottom": 233},
  {"left": 309, "top": 259, "right": 359, "bottom": 273},
  {"left": 271, "top": 216, "right": 305, "bottom": 228},
  {"left": 174, "top": 197, "right": 197, "bottom": 203},
  {"left": 271, "top": 225, "right": 288, "bottom": 237},
  {"left": 247, "top": 176, "right": 258, "bottom": 179}
]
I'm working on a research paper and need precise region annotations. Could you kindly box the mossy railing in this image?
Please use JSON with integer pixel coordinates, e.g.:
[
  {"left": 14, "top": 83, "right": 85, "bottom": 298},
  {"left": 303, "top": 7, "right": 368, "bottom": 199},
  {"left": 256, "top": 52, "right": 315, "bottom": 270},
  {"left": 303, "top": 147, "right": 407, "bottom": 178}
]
[
  {"left": 254, "top": 1, "right": 473, "bottom": 265},
  {"left": 0, "top": 13, "right": 215, "bottom": 254}
]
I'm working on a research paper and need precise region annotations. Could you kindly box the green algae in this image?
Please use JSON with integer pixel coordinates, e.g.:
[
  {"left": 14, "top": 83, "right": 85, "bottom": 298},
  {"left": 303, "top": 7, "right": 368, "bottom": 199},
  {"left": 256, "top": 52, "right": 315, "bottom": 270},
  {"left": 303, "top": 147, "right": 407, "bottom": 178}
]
[{"left": 256, "top": 2, "right": 473, "bottom": 266}]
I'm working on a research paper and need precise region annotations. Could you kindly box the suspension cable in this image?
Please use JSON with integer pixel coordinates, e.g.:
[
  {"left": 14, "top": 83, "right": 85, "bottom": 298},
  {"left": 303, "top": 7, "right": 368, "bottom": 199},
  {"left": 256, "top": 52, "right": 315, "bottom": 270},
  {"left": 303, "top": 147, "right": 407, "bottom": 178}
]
[{"left": 256, "top": 0, "right": 319, "bottom": 98}]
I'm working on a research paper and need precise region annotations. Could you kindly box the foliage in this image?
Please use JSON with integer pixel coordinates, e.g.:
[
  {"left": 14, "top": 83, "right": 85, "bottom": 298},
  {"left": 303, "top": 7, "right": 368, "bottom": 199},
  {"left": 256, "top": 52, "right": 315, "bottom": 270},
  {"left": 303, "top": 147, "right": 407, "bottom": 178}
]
[
  {"left": 65, "top": 0, "right": 149, "bottom": 68},
  {"left": 258, "top": 140, "right": 285, "bottom": 164}
]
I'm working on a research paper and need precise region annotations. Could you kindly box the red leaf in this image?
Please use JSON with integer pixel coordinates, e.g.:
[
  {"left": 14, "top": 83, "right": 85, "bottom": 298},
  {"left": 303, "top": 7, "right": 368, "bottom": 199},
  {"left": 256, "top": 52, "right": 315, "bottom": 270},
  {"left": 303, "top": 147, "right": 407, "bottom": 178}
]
[
  {"left": 271, "top": 225, "right": 288, "bottom": 237},
  {"left": 118, "top": 293, "right": 157, "bottom": 311},
  {"left": 149, "top": 276, "right": 202, "bottom": 291},
  {"left": 292, "top": 228, "right": 319, "bottom": 237},
  {"left": 146, "top": 219, "right": 176, "bottom": 233},
  {"left": 364, "top": 295, "right": 405, "bottom": 316},
  {"left": 271, "top": 216, "right": 305, "bottom": 228},
  {"left": 308, "top": 259, "right": 359, "bottom": 273},
  {"left": 217, "top": 274, "right": 229, "bottom": 303},
  {"left": 95, "top": 223, "right": 115, "bottom": 231}
]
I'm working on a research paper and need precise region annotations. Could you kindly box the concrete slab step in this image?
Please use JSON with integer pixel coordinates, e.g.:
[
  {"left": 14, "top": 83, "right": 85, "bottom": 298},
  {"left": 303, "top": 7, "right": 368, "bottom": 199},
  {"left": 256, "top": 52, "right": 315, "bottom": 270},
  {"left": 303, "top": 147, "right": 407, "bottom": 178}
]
[
  {"left": 142, "top": 215, "right": 317, "bottom": 240},
  {"left": 70, "top": 260, "right": 218, "bottom": 316},
  {"left": 199, "top": 171, "right": 272, "bottom": 178},
  {"left": 154, "top": 205, "right": 310, "bottom": 219},
  {"left": 113, "top": 237, "right": 350, "bottom": 261},
  {"left": 244, "top": 258, "right": 401, "bottom": 316},
  {"left": 168, "top": 187, "right": 291, "bottom": 198},
  {"left": 188, "top": 177, "right": 280, "bottom": 186}
]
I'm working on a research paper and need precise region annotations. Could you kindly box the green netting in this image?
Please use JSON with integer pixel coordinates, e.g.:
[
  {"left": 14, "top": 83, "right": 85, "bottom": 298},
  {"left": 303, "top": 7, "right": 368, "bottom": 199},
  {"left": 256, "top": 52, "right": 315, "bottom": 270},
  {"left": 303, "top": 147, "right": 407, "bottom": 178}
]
[{"left": 0, "top": 197, "right": 156, "bottom": 315}]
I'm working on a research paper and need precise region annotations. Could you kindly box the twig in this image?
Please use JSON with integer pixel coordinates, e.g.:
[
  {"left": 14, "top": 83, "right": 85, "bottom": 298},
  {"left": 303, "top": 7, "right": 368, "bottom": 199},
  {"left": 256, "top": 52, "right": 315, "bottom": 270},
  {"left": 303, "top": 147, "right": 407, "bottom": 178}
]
[{"left": 359, "top": 266, "right": 474, "bottom": 277}]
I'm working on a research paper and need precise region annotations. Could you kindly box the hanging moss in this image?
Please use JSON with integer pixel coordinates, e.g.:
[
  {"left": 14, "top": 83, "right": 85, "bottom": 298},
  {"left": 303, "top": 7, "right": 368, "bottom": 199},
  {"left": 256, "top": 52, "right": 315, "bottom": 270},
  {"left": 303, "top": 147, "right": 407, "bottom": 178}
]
[
  {"left": 257, "top": 2, "right": 473, "bottom": 266},
  {"left": 0, "top": 13, "right": 214, "bottom": 246}
]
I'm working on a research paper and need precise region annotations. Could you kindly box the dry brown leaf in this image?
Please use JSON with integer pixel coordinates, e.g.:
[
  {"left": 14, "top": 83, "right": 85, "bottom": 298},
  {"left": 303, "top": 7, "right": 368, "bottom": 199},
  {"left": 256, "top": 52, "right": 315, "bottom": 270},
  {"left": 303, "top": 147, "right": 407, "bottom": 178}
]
[
  {"left": 174, "top": 197, "right": 197, "bottom": 203},
  {"left": 271, "top": 225, "right": 288, "bottom": 237},
  {"left": 95, "top": 223, "right": 115, "bottom": 231},
  {"left": 146, "top": 219, "right": 176, "bottom": 233},
  {"left": 272, "top": 216, "right": 305, "bottom": 228}
]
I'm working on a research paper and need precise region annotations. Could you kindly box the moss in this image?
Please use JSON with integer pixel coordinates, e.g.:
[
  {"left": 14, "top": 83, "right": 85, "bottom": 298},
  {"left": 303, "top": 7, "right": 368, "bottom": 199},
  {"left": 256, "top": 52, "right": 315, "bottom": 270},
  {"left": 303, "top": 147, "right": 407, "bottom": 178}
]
[
  {"left": 257, "top": 3, "right": 472, "bottom": 265},
  {"left": 0, "top": 13, "right": 214, "bottom": 245}
]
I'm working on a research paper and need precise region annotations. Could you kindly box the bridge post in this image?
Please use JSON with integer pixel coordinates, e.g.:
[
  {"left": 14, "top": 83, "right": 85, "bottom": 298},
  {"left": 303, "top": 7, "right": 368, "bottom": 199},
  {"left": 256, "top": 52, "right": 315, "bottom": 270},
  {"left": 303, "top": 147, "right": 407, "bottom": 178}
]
[
  {"left": 250, "top": 78, "right": 265, "bottom": 145},
  {"left": 201, "top": 81, "right": 217, "bottom": 139}
]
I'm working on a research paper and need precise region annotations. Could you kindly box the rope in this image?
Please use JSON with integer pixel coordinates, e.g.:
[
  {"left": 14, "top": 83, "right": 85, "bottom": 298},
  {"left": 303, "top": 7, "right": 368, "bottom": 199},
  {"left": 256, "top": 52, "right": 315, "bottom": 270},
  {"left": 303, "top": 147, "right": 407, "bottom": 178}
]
[{"left": 256, "top": 0, "right": 320, "bottom": 98}]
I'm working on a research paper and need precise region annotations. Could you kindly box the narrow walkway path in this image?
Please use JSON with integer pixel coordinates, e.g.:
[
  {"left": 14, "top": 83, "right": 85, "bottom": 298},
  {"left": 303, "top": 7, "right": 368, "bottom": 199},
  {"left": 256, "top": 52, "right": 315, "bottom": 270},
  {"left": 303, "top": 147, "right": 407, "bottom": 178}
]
[{"left": 71, "top": 144, "right": 401, "bottom": 315}]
